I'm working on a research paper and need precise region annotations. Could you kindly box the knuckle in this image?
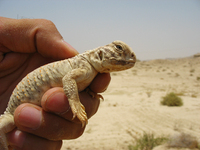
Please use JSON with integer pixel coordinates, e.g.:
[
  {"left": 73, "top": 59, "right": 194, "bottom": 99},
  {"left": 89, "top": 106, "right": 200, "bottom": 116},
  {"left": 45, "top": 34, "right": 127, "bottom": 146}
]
[
  {"left": 45, "top": 123, "right": 85, "bottom": 140},
  {"left": 61, "top": 124, "right": 85, "bottom": 140},
  {"left": 35, "top": 19, "right": 56, "bottom": 30}
]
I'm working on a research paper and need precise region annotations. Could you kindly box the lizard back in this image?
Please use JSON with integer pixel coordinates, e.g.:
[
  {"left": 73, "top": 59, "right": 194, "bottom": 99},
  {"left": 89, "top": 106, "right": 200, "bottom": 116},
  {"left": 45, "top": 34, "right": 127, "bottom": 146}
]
[{"left": 6, "top": 59, "right": 72, "bottom": 114}]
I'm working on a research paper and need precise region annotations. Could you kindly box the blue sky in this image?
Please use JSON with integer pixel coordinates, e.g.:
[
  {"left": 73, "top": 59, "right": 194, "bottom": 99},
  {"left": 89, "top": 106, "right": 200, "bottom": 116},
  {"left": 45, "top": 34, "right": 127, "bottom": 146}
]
[{"left": 0, "top": 0, "right": 200, "bottom": 60}]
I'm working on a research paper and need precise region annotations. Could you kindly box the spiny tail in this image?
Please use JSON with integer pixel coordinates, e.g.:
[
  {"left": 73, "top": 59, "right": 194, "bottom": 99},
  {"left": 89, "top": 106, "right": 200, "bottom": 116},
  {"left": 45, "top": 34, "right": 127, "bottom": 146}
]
[{"left": 0, "top": 113, "right": 15, "bottom": 150}]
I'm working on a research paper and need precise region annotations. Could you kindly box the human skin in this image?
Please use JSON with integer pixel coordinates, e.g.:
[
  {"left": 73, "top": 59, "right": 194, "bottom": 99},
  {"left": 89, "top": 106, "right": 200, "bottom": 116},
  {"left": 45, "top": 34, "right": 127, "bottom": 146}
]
[{"left": 0, "top": 17, "right": 110, "bottom": 150}]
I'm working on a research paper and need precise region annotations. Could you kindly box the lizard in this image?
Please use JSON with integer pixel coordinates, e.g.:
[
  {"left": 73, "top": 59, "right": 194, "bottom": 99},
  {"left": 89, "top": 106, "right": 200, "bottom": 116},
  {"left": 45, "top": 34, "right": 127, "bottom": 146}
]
[{"left": 0, "top": 40, "right": 136, "bottom": 150}]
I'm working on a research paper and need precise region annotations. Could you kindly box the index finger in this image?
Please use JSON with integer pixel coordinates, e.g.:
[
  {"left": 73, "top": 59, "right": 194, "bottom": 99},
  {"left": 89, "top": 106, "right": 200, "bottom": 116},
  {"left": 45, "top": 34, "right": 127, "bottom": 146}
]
[{"left": 0, "top": 17, "right": 78, "bottom": 59}]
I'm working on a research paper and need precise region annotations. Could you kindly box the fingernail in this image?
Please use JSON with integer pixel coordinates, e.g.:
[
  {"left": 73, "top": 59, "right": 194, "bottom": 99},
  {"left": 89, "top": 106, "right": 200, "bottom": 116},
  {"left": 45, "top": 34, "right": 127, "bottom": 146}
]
[
  {"left": 18, "top": 106, "right": 42, "bottom": 129},
  {"left": 45, "top": 92, "right": 70, "bottom": 114},
  {"left": 7, "top": 130, "right": 26, "bottom": 149}
]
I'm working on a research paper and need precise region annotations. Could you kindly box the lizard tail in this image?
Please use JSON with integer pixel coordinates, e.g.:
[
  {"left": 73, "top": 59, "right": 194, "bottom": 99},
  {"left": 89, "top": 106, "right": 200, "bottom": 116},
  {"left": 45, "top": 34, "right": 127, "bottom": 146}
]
[{"left": 0, "top": 113, "right": 15, "bottom": 150}]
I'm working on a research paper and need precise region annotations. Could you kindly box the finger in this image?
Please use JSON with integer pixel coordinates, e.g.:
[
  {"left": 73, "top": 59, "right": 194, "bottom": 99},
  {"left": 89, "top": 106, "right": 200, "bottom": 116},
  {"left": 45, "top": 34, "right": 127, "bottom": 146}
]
[
  {"left": 41, "top": 87, "right": 100, "bottom": 121},
  {"left": 14, "top": 103, "right": 85, "bottom": 140},
  {"left": 89, "top": 73, "right": 111, "bottom": 93},
  {"left": 0, "top": 17, "right": 78, "bottom": 59},
  {"left": 7, "top": 129, "right": 62, "bottom": 150}
]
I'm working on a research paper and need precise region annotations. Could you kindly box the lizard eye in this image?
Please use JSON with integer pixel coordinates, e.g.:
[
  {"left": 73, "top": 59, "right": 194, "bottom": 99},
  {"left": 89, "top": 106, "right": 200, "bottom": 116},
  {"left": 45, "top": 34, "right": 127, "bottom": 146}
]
[
  {"left": 116, "top": 45, "right": 123, "bottom": 50},
  {"left": 115, "top": 44, "right": 124, "bottom": 53}
]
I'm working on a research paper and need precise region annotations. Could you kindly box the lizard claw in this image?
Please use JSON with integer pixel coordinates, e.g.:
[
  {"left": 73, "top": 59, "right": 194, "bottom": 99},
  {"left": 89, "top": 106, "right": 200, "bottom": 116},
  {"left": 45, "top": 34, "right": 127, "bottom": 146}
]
[
  {"left": 85, "top": 88, "right": 104, "bottom": 100},
  {"left": 70, "top": 102, "right": 88, "bottom": 127}
]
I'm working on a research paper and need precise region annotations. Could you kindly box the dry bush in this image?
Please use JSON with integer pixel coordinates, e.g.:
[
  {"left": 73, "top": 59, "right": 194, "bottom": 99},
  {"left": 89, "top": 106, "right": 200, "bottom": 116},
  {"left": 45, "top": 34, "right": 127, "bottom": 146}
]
[
  {"left": 175, "top": 73, "right": 180, "bottom": 77},
  {"left": 128, "top": 132, "right": 168, "bottom": 150},
  {"left": 191, "top": 94, "right": 197, "bottom": 98},
  {"left": 167, "top": 133, "right": 199, "bottom": 149},
  {"left": 146, "top": 90, "right": 152, "bottom": 98},
  {"left": 111, "top": 72, "right": 117, "bottom": 76},
  {"left": 190, "top": 69, "right": 195, "bottom": 73}
]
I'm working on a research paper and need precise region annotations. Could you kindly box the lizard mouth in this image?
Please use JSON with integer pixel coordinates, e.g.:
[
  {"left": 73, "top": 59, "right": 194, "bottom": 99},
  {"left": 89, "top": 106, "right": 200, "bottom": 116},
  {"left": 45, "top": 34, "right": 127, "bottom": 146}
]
[{"left": 110, "top": 58, "right": 136, "bottom": 66}]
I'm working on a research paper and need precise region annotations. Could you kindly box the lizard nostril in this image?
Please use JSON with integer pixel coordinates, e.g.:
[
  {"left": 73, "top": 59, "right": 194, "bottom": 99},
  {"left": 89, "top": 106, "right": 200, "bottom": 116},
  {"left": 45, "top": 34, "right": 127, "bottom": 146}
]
[
  {"left": 131, "top": 53, "right": 134, "bottom": 58},
  {"left": 131, "top": 53, "right": 135, "bottom": 58},
  {"left": 131, "top": 52, "right": 136, "bottom": 62}
]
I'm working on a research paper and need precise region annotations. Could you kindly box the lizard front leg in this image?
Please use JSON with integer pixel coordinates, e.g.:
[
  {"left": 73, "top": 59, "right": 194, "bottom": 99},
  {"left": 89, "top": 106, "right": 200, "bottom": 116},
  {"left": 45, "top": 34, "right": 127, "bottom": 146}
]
[{"left": 62, "top": 69, "right": 89, "bottom": 127}]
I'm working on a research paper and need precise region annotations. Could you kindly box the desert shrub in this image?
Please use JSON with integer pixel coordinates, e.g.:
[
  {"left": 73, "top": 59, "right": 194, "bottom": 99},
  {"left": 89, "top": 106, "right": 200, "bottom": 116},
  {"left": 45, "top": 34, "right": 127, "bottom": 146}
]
[
  {"left": 161, "top": 92, "right": 183, "bottom": 106},
  {"left": 191, "top": 94, "right": 197, "bottom": 98},
  {"left": 175, "top": 92, "right": 184, "bottom": 96},
  {"left": 190, "top": 69, "right": 195, "bottom": 73},
  {"left": 146, "top": 91, "right": 152, "bottom": 98},
  {"left": 175, "top": 73, "right": 180, "bottom": 77},
  {"left": 197, "top": 77, "right": 200, "bottom": 81},
  {"left": 128, "top": 132, "right": 168, "bottom": 150},
  {"left": 111, "top": 72, "right": 117, "bottom": 76}
]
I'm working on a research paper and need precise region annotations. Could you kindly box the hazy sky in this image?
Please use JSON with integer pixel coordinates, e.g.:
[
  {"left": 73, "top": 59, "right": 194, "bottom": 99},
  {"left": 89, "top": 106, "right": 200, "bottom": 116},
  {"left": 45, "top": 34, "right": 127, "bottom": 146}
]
[{"left": 0, "top": 0, "right": 200, "bottom": 60}]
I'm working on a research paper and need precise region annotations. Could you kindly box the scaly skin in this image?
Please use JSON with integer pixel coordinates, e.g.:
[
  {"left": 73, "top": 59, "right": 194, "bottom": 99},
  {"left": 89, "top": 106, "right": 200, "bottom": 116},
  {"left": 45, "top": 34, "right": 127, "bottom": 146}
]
[{"left": 0, "top": 40, "right": 136, "bottom": 150}]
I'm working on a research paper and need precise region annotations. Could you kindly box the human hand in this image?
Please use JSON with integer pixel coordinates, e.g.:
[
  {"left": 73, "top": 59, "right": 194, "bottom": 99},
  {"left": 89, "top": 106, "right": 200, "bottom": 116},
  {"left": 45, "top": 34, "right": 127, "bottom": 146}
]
[{"left": 0, "top": 17, "right": 111, "bottom": 150}]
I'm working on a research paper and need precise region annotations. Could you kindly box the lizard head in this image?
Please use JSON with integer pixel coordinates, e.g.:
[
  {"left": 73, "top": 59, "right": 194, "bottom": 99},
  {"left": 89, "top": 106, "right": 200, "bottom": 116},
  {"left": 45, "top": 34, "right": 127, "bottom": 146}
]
[{"left": 90, "top": 40, "right": 136, "bottom": 73}]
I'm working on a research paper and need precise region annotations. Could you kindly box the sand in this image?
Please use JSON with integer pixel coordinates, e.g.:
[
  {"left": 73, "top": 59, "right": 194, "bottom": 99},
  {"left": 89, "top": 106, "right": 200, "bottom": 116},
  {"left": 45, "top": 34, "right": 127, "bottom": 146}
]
[{"left": 61, "top": 56, "right": 200, "bottom": 150}]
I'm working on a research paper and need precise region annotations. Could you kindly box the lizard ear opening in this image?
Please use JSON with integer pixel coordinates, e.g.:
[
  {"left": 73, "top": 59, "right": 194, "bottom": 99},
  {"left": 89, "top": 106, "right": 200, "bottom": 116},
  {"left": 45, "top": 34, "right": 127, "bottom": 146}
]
[{"left": 99, "top": 50, "right": 103, "bottom": 61}]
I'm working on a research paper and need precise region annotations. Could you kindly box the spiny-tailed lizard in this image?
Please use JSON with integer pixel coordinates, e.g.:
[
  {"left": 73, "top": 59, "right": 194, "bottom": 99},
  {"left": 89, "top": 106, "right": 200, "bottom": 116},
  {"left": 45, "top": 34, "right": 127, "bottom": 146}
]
[{"left": 0, "top": 40, "right": 136, "bottom": 150}]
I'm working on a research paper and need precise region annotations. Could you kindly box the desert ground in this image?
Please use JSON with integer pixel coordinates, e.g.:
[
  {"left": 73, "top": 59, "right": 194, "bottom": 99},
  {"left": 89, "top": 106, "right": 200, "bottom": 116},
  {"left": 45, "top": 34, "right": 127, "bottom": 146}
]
[{"left": 61, "top": 55, "right": 200, "bottom": 150}]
